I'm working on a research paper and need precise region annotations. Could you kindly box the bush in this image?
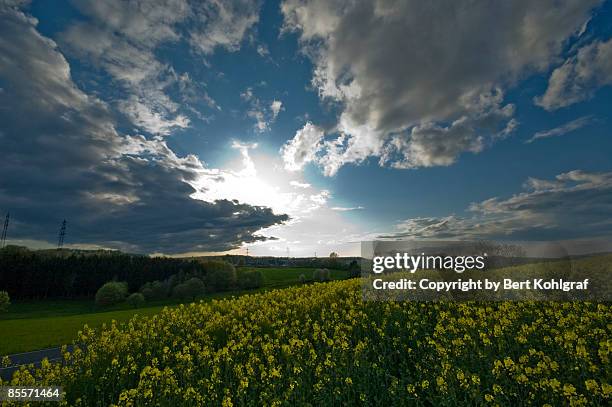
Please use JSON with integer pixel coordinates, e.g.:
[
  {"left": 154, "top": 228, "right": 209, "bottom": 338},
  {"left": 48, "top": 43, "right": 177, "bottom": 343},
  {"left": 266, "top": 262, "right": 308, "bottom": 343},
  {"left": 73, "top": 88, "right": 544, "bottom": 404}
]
[
  {"left": 126, "top": 292, "right": 145, "bottom": 308},
  {"left": 172, "top": 283, "right": 190, "bottom": 300},
  {"left": 173, "top": 277, "right": 205, "bottom": 301},
  {"left": 201, "top": 260, "right": 236, "bottom": 291},
  {"left": 95, "top": 281, "right": 128, "bottom": 306},
  {"left": 184, "top": 277, "right": 206, "bottom": 300},
  {"left": 313, "top": 268, "right": 331, "bottom": 282},
  {"left": 299, "top": 274, "right": 306, "bottom": 284},
  {"left": 348, "top": 260, "right": 361, "bottom": 278},
  {"left": 237, "top": 270, "right": 263, "bottom": 289},
  {"left": 0, "top": 291, "right": 10, "bottom": 312},
  {"left": 140, "top": 280, "right": 168, "bottom": 301}
]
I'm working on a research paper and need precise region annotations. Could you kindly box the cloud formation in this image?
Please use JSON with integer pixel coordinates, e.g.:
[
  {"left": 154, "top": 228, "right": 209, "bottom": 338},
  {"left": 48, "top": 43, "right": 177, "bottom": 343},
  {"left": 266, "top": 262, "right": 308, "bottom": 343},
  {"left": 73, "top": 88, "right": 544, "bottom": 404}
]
[
  {"left": 383, "top": 170, "right": 612, "bottom": 240},
  {"left": 281, "top": 0, "right": 601, "bottom": 175},
  {"left": 61, "top": 0, "right": 260, "bottom": 135},
  {"left": 331, "top": 206, "right": 364, "bottom": 212},
  {"left": 281, "top": 122, "right": 325, "bottom": 171},
  {"left": 526, "top": 115, "right": 594, "bottom": 143},
  {"left": 241, "top": 88, "right": 283, "bottom": 132},
  {"left": 0, "top": 5, "right": 287, "bottom": 253},
  {"left": 536, "top": 38, "right": 612, "bottom": 110}
]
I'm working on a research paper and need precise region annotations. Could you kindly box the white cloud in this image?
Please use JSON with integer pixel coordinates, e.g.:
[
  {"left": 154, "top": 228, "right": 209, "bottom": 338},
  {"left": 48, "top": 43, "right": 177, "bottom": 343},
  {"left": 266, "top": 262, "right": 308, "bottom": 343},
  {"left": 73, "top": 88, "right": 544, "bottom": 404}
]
[
  {"left": 256, "top": 43, "right": 270, "bottom": 57},
  {"left": 62, "top": 0, "right": 260, "bottom": 135},
  {"left": 331, "top": 206, "right": 364, "bottom": 211},
  {"left": 281, "top": 0, "right": 601, "bottom": 175},
  {"left": 271, "top": 100, "right": 283, "bottom": 119},
  {"left": 189, "top": 0, "right": 260, "bottom": 54},
  {"left": 241, "top": 88, "right": 283, "bottom": 132},
  {"left": 384, "top": 170, "right": 612, "bottom": 240},
  {"left": 119, "top": 96, "right": 190, "bottom": 135},
  {"left": 526, "top": 115, "right": 593, "bottom": 143},
  {"left": 536, "top": 38, "right": 612, "bottom": 110},
  {"left": 290, "top": 180, "right": 311, "bottom": 188},
  {"left": 280, "top": 122, "right": 324, "bottom": 171}
]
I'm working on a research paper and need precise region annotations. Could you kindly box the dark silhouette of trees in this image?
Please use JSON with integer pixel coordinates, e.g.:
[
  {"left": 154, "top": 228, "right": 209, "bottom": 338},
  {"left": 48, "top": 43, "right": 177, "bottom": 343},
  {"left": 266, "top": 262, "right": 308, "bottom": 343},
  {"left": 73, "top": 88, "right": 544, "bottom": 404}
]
[{"left": 0, "top": 246, "right": 206, "bottom": 299}]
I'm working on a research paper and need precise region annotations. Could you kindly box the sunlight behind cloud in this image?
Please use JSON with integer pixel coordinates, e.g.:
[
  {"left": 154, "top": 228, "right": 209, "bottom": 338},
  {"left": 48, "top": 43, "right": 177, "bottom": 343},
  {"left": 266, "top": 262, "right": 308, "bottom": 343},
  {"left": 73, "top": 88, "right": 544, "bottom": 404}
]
[{"left": 190, "top": 142, "right": 369, "bottom": 256}]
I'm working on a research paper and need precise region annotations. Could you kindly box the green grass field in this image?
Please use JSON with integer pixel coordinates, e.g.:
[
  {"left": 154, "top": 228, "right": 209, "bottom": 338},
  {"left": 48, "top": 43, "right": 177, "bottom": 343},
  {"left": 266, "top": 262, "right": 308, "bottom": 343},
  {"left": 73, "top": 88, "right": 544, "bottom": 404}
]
[{"left": 0, "top": 267, "right": 347, "bottom": 355}]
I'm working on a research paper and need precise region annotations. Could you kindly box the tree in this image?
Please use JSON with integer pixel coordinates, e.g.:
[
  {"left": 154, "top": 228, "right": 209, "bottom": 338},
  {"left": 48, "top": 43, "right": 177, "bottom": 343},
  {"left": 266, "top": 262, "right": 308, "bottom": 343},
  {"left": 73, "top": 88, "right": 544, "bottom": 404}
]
[
  {"left": 173, "top": 277, "right": 205, "bottom": 301},
  {"left": 348, "top": 260, "right": 361, "bottom": 278},
  {"left": 184, "top": 277, "right": 206, "bottom": 300},
  {"left": 0, "top": 291, "right": 10, "bottom": 313},
  {"left": 172, "top": 283, "right": 190, "bottom": 300},
  {"left": 313, "top": 268, "right": 330, "bottom": 282},
  {"left": 95, "top": 281, "right": 128, "bottom": 306},
  {"left": 237, "top": 270, "right": 263, "bottom": 289},
  {"left": 126, "top": 292, "right": 145, "bottom": 308},
  {"left": 328, "top": 252, "right": 339, "bottom": 268},
  {"left": 201, "top": 260, "right": 236, "bottom": 291},
  {"left": 140, "top": 280, "right": 168, "bottom": 301}
]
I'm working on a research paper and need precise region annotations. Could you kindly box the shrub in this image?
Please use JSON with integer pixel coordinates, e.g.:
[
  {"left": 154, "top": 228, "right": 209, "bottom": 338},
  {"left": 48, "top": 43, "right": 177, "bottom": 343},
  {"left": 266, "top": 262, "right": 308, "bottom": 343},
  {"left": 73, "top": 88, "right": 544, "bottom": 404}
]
[
  {"left": 201, "top": 260, "right": 236, "bottom": 291},
  {"left": 184, "top": 277, "right": 206, "bottom": 300},
  {"left": 237, "top": 270, "right": 263, "bottom": 289},
  {"left": 140, "top": 280, "right": 168, "bottom": 301},
  {"left": 0, "top": 291, "right": 10, "bottom": 312},
  {"left": 299, "top": 274, "right": 306, "bottom": 284},
  {"left": 173, "top": 277, "right": 205, "bottom": 301},
  {"left": 126, "top": 292, "right": 145, "bottom": 308},
  {"left": 95, "top": 281, "right": 128, "bottom": 307},
  {"left": 313, "top": 268, "right": 331, "bottom": 282},
  {"left": 172, "top": 283, "right": 190, "bottom": 300},
  {"left": 348, "top": 260, "right": 361, "bottom": 278}
]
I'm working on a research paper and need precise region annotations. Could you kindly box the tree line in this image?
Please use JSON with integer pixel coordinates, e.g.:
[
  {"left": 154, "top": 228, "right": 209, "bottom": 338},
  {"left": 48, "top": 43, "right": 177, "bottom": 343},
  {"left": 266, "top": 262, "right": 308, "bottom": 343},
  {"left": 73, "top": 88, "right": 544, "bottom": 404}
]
[{"left": 0, "top": 246, "right": 206, "bottom": 300}]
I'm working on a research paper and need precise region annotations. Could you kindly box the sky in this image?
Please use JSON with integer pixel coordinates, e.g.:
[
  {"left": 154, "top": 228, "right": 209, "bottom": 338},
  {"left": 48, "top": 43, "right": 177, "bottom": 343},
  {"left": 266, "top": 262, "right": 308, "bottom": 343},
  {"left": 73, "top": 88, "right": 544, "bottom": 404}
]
[{"left": 0, "top": 0, "right": 611, "bottom": 257}]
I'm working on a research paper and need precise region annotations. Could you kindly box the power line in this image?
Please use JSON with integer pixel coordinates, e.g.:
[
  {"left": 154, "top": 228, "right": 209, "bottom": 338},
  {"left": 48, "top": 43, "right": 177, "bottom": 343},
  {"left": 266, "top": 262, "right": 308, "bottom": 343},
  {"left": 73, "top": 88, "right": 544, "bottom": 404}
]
[
  {"left": 1, "top": 212, "right": 9, "bottom": 248},
  {"left": 57, "top": 219, "right": 67, "bottom": 249}
]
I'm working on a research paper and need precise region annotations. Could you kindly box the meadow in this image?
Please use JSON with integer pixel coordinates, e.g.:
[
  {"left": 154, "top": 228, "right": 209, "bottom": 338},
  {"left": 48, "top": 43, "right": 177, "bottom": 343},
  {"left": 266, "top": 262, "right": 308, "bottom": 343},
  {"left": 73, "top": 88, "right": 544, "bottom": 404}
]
[
  {"left": 0, "top": 267, "right": 348, "bottom": 355},
  {"left": 2, "top": 278, "right": 609, "bottom": 406}
]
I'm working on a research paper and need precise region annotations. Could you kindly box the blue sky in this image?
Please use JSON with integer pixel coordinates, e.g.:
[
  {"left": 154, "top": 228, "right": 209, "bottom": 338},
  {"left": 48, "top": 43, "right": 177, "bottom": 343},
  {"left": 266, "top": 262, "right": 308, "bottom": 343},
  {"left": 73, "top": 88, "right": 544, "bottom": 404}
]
[{"left": 1, "top": 0, "right": 611, "bottom": 256}]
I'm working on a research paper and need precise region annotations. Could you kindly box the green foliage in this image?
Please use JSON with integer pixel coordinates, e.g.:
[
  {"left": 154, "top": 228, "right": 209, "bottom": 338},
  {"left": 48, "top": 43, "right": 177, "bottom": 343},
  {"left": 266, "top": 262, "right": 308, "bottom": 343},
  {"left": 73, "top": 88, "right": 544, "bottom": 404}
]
[
  {"left": 313, "top": 268, "right": 331, "bottom": 282},
  {"left": 299, "top": 274, "right": 306, "bottom": 284},
  {"left": 95, "top": 281, "right": 128, "bottom": 307},
  {"left": 172, "top": 283, "right": 189, "bottom": 300},
  {"left": 201, "top": 260, "right": 236, "bottom": 291},
  {"left": 237, "top": 270, "right": 263, "bottom": 289},
  {"left": 0, "top": 246, "right": 205, "bottom": 300},
  {"left": 140, "top": 280, "right": 168, "bottom": 301},
  {"left": 185, "top": 277, "right": 206, "bottom": 300},
  {"left": 173, "top": 278, "right": 205, "bottom": 301},
  {"left": 126, "top": 293, "right": 145, "bottom": 308},
  {"left": 348, "top": 260, "right": 361, "bottom": 278},
  {"left": 0, "top": 290, "right": 10, "bottom": 312}
]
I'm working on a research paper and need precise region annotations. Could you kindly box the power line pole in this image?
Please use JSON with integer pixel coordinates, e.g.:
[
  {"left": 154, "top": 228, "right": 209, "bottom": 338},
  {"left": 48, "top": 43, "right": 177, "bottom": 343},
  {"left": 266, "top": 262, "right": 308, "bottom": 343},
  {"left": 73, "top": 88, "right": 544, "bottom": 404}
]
[
  {"left": 1, "top": 212, "right": 8, "bottom": 248},
  {"left": 57, "top": 219, "right": 67, "bottom": 249}
]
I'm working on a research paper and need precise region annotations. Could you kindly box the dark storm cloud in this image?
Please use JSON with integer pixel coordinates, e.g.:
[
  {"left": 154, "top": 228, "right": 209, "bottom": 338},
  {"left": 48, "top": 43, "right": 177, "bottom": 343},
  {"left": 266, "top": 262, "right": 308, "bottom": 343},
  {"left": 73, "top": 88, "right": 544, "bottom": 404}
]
[{"left": 0, "top": 5, "right": 287, "bottom": 253}]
